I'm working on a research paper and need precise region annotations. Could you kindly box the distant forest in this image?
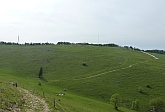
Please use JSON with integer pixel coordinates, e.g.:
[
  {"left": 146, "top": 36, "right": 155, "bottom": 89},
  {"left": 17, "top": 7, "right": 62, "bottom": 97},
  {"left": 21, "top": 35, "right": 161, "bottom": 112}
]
[{"left": 0, "top": 41, "right": 165, "bottom": 55}]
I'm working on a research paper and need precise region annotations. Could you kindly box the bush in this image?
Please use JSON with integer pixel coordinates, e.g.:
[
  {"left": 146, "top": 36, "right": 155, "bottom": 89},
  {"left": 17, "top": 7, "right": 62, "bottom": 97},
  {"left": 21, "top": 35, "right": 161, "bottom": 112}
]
[
  {"left": 110, "top": 93, "right": 120, "bottom": 110},
  {"left": 38, "top": 82, "right": 41, "bottom": 86},
  {"left": 139, "top": 86, "right": 142, "bottom": 93},
  {"left": 82, "top": 62, "right": 87, "bottom": 66},
  {"left": 131, "top": 99, "right": 140, "bottom": 111},
  {"left": 149, "top": 98, "right": 165, "bottom": 112}
]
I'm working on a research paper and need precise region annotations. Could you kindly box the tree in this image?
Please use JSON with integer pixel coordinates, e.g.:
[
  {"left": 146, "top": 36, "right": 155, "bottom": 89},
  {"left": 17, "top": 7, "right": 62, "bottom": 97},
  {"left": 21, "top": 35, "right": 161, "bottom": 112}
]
[
  {"left": 131, "top": 101, "right": 135, "bottom": 110},
  {"left": 131, "top": 99, "right": 140, "bottom": 111},
  {"left": 139, "top": 86, "right": 142, "bottom": 93},
  {"left": 110, "top": 93, "right": 120, "bottom": 110},
  {"left": 38, "top": 67, "right": 43, "bottom": 78},
  {"left": 134, "top": 99, "right": 140, "bottom": 111},
  {"left": 149, "top": 98, "right": 165, "bottom": 112},
  {"left": 130, "top": 46, "right": 133, "bottom": 50}
]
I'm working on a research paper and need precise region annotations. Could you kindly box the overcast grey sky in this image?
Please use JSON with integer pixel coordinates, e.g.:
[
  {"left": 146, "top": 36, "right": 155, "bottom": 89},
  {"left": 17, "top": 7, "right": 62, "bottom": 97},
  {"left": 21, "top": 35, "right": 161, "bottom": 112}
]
[{"left": 0, "top": 0, "right": 165, "bottom": 49}]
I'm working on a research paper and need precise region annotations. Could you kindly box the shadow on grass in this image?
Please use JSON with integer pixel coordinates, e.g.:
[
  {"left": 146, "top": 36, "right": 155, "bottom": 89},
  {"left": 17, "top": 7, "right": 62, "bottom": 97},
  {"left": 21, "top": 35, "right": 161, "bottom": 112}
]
[
  {"left": 112, "top": 107, "right": 125, "bottom": 112},
  {"left": 116, "top": 110, "right": 124, "bottom": 112},
  {"left": 146, "top": 85, "right": 153, "bottom": 89},
  {"left": 39, "top": 77, "right": 48, "bottom": 82},
  {"left": 113, "top": 108, "right": 124, "bottom": 112},
  {"left": 140, "top": 91, "right": 148, "bottom": 96}
]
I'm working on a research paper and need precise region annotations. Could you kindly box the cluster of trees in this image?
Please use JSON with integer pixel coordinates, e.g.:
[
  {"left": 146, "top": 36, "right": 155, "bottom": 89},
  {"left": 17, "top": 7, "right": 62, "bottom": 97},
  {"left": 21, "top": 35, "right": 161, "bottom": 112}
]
[
  {"left": 0, "top": 41, "right": 19, "bottom": 45},
  {"left": 145, "top": 50, "right": 165, "bottom": 54},
  {"left": 0, "top": 41, "right": 54, "bottom": 46},
  {"left": 1, "top": 41, "right": 165, "bottom": 55},
  {"left": 57, "top": 42, "right": 144, "bottom": 51},
  {"left": 57, "top": 42, "right": 165, "bottom": 55},
  {"left": 25, "top": 42, "right": 54, "bottom": 46},
  {"left": 123, "top": 46, "right": 165, "bottom": 54},
  {"left": 57, "top": 41, "right": 119, "bottom": 47},
  {"left": 93, "top": 43, "right": 119, "bottom": 47},
  {"left": 124, "top": 46, "right": 141, "bottom": 51},
  {"left": 57, "top": 42, "right": 72, "bottom": 45},
  {"left": 57, "top": 42, "right": 90, "bottom": 45},
  {"left": 110, "top": 93, "right": 165, "bottom": 112}
]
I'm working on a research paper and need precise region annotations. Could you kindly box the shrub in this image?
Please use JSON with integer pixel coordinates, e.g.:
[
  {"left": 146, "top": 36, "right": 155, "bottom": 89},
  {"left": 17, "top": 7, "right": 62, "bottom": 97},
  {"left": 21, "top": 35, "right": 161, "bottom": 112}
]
[
  {"left": 38, "top": 82, "right": 41, "bottom": 86},
  {"left": 110, "top": 93, "right": 120, "bottom": 110},
  {"left": 149, "top": 98, "right": 165, "bottom": 112},
  {"left": 139, "top": 86, "right": 142, "bottom": 93}
]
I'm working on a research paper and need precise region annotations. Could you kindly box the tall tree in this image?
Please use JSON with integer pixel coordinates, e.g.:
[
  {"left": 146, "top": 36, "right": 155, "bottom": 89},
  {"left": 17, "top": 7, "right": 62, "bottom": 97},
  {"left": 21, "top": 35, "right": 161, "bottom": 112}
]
[{"left": 38, "top": 67, "right": 43, "bottom": 78}]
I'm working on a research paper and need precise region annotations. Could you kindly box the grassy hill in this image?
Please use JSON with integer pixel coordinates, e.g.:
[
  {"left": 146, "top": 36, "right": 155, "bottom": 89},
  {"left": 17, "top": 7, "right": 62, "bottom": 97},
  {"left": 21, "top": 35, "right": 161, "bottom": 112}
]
[
  {"left": 0, "top": 75, "right": 23, "bottom": 111},
  {"left": 0, "top": 45, "right": 164, "bottom": 111}
]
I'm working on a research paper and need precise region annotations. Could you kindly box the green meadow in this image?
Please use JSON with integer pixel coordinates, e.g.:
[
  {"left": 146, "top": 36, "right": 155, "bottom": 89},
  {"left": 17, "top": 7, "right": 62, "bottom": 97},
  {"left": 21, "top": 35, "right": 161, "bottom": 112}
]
[{"left": 0, "top": 45, "right": 165, "bottom": 111}]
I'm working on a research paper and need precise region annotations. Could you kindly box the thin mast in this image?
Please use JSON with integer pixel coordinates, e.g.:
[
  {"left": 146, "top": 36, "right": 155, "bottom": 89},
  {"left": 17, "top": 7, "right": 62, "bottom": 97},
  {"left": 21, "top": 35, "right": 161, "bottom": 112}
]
[
  {"left": 98, "top": 34, "right": 99, "bottom": 45},
  {"left": 18, "top": 35, "right": 19, "bottom": 44}
]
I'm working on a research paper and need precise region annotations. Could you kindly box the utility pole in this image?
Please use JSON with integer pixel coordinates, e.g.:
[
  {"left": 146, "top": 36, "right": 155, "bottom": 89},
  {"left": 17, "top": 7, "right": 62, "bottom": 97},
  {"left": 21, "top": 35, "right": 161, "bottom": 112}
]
[
  {"left": 98, "top": 34, "right": 99, "bottom": 45},
  {"left": 18, "top": 35, "right": 19, "bottom": 44}
]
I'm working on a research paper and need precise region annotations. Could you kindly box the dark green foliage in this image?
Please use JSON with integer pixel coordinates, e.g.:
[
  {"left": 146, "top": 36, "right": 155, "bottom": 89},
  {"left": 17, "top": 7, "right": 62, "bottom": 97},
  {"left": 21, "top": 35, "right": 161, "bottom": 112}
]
[
  {"left": 146, "top": 84, "right": 151, "bottom": 88},
  {"left": 57, "top": 42, "right": 71, "bottom": 45},
  {"left": 38, "top": 67, "right": 43, "bottom": 78},
  {"left": 82, "top": 62, "right": 87, "bottom": 66},
  {"left": 146, "top": 50, "right": 165, "bottom": 54},
  {"left": 38, "top": 82, "right": 41, "bottom": 86},
  {"left": 110, "top": 93, "right": 120, "bottom": 110},
  {"left": 131, "top": 99, "right": 140, "bottom": 111},
  {"left": 139, "top": 86, "right": 142, "bottom": 93},
  {"left": 149, "top": 98, "right": 165, "bottom": 112}
]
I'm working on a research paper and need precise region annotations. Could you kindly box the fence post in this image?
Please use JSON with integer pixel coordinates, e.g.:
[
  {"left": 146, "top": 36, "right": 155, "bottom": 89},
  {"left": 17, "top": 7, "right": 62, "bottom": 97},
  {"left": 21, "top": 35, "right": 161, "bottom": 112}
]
[
  {"left": 43, "top": 91, "right": 45, "bottom": 97},
  {"left": 54, "top": 98, "right": 56, "bottom": 108}
]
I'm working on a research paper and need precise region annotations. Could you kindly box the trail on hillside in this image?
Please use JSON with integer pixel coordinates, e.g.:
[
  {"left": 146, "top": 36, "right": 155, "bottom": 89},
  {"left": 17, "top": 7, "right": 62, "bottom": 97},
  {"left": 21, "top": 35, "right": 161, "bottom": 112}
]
[
  {"left": 70, "top": 52, "right": 158, "bottom": 80},
  {"left": 141, "top": 51, "right": 159, "bottom": 59},
  {"left": 72, "top": 61, "right": 148, "bottom": 80},
  {"left": 52, "top": 52, "right": 158, "bottom": 81},
  {"left": 17, "top": 87, "right": 50, "bottom": 112}
]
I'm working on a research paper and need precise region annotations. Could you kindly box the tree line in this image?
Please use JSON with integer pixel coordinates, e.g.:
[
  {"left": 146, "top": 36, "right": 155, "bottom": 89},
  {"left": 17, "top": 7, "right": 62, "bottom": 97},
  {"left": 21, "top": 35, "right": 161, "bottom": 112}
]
[
  {"left": 1, "top": 41, "right": 165, "bottom": 55},
  {"left": 0, "top": 41, "right": 54, "bottom": 46},
  {"left": 145, "top": 50, "right": 165, "bottom": 54},
  {"left": 57, "top": 41, "right": 119, "bottom": 47},
  {"left": 110, "top": 93, "right": 165, "bottom": 112}
]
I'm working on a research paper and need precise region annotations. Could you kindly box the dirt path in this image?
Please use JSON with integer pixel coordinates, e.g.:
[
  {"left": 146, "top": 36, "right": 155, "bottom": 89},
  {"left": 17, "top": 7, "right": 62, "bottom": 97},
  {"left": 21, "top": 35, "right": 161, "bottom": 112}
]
[
  {"left": 49, "top": 51, "right": 159, "bottom": 81},
  {"left": 72, "top": 62, "right": 141, "bottom": 80},
  {"left": 141, "top": 51, "right": 159, "bottom": 59},
  {"left": 17, "top": 87, "right": 50, "bottom": 112},
  {"left": 70, "top": 52, "right": 158, "bottom": 80},
  {"left": 52, "top": 52, "right": 158, "bottom": 81}
]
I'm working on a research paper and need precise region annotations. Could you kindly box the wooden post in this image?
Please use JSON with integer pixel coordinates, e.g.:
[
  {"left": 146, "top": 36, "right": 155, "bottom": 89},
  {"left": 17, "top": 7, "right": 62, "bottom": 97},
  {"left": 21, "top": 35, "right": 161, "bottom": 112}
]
[
  {"left": 43, "top": 91, "right": 45, "bottom": 97},
  {"left": 54, "top": 98, "right": 56, "bottom": 108},
  {"left": 33, "top": 89, "right": 35, "bottom": 94}
]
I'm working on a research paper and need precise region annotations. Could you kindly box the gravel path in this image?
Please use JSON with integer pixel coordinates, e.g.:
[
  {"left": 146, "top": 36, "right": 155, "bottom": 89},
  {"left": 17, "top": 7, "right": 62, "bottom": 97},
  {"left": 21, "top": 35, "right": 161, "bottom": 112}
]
[{"left": 17, "top": 87, "right": 50, "bottom": 112}]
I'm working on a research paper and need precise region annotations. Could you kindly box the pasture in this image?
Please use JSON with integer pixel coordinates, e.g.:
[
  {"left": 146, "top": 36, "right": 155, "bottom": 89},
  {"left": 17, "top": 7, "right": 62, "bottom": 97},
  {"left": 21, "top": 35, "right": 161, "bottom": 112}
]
[{"left": 0, "top": 45, "right": 165, "bottom": 111}]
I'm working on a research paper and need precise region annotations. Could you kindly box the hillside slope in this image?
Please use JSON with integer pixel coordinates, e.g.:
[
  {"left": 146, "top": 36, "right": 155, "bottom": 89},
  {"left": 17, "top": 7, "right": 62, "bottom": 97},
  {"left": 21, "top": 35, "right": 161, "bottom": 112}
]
[{"left": 0, "top": 45, "right": 164, "bottom": 111}]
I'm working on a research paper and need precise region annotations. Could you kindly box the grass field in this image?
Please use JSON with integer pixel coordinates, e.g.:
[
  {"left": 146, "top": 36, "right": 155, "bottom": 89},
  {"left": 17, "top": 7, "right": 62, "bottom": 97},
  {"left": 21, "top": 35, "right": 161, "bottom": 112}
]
[{"left": 0, "top": 45, "right": 165, "bottom": 111}]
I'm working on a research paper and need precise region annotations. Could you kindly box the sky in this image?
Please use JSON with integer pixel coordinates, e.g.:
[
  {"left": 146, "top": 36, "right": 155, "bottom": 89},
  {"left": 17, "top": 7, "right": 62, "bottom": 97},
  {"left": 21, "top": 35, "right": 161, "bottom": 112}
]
[{"left": 0, "top": 0, "right": 165, "bottom": 50}]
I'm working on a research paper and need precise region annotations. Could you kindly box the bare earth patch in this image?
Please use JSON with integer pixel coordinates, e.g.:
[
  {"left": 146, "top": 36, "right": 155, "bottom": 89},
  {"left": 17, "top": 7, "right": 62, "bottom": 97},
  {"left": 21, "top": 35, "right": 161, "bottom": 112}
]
[{"left": 17, "top": 87, "right": 50, "bottom": 112}]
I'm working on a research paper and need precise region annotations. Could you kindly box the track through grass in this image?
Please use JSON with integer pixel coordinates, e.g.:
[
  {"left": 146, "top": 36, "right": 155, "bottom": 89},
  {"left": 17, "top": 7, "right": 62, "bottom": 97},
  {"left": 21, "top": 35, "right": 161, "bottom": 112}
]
[{"left": 0, "top": 45, "right": 164, "bottom": 112}]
